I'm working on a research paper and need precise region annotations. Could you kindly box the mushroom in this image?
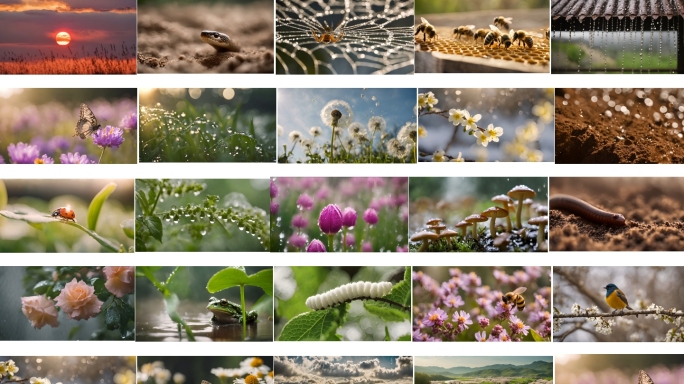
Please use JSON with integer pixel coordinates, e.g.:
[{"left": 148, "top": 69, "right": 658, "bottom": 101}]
[
  {"left": 426, "top": 218, "right": 442, "bottom": 226},
  {"left": 493, "top": 232, "right": 511, "bottom": 250},
  {"left": 464, "top": 214, "right": 487, "bottom": 240},
  {"left": 411, "top": 231, "right": 439, "bottom": 252},
  {"left": 536, "top": 205, "right": 549, "bottom": 215},
  {"left": 439, "top": 229, "right": 458, "bottom": 246},
  {"left": 491, "top": 194, "right": 513, "bottom": 232},
  {"left": 481, "top": 206, "right": 509, "bottom": 237},
  {"left": 454, "top": 220, "right": 472, "bottom": 238},
  {"left": 507, "top": 185, "right": 536, "bottom": 229},
  {"left": 528, "top": 216, "right": 548, "bottom": 247},
  {"left": 523, "top": 198, "right": 535, "bottom": 221},
  {"left": 429, "top": 223, "right": 447, "bottom": 235}
]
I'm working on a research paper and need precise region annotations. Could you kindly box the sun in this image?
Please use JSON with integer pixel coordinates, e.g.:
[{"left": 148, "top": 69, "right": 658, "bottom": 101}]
[{"left": 56, "top": 31, "right": 71, "bottom": 46}]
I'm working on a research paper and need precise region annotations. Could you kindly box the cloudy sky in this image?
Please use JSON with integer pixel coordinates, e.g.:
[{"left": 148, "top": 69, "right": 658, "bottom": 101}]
[
  {"left": 275, "top": 356, "right": 413, "bottom": 384},
  {"left": 415, "top": 356, "right": 553, "bottom": 369},
  {"left": 0, "top": 0, "right": 136, "bottom": 59}
]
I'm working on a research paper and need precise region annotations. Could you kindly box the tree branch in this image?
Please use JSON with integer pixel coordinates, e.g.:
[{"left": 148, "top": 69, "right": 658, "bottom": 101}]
[
  {"left": 555, "top": 309, "right": 684, "bottom": 318},
  {"left": 554, "top": 267, "right": 610, "bottom": 312}
]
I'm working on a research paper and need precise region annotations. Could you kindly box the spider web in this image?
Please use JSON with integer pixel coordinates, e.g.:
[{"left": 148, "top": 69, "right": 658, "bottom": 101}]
[{"left": 276, "top": 0, "right": 414, "bottom": 74}]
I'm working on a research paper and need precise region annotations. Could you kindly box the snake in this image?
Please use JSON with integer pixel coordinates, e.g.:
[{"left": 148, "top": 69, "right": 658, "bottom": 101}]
[
  {"left": 201, "top": 30, "right": 240, "bottom": 52},
  {"left": 549, "top": 194, "right": 626, "bottom": 226}
]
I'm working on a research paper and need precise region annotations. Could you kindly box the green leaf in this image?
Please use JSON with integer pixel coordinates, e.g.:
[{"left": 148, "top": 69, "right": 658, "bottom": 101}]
[
  {"left": 384, "top": 326, "right": 390, "bottom": 341},
  {"left": 0, "top": 210, "right": 121, "bottom": 252},
  {"left": 92, "top": 278, "right": 112, "bottom": 301},
  {"left": 87, "top": 182, "right": 117, "bottom": 231},
  {"left": 164, "top": 293, "right": 196, "bottom": 341},
  {"left": 105, "top": 305, "right": 121, "bottom": 330},
  {"left": 139, "top": 216, "right": 163, "bottom": 243},
  {"left": 278, "top": 306, "right": 345, "bottom": 341},
  {"left": 397, "top": 334, "right": 411, "bottom": 341},
  {"left": 120, "top": 219, "right": 135, "bottom": 239},
  {"left": 206, "top": 267, "right": 273, "bottom": 296},
  {"left": 363, "top": 266, "right": 410, "bottom": 322},
  {"left": 33, "top": 280, "right": 53, "bottom": 295},
  {"left": 529, "top": 328, "right": 546, "bottom": 342}
]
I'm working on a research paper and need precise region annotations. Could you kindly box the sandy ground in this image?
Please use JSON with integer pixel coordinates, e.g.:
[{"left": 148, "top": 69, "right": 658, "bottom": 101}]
[
  {"left": 137, "top": 3, "right": 274, "bottom": 73},
  {"left": 550, "top": 178, "right": 684, "bottom": 251},
  {"left": 555, "top": 88, "right": 684, "bottom": 164}
]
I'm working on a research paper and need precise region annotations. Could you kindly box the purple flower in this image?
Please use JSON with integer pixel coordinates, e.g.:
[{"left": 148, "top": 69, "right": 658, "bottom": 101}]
[
  {"left": 345, "top": 233, "right": 355, "bottom": 247},
  {"left": 296, "top": 193, "right": 314, "bottom": 210},
  {"left": 444, "top": 294, "right": 464, "bottom": 308},
  {"left": 478, "top": 316, "right": 490, "bottom": 328},
  {"left": 60, "top": 152, "right": 96, "bottom": 164},
  {"left": 288, "top": 233, "right": 307, "bottom": 248},
  {"left": 318, "top": 204, "right": 342, "bottom": 234},
  {"left": 361, "top": 242, "right": 372, "bottom": 252},
  {"left": 495, "top": 300, "right": 515, "bottom": 320},
  {"left": 92, "top": 125, "right": 124, "bottom": 148},
  {"left": 270, "top": 202, "right": 279, "bottom": 215},
  {"left": 341, "top": 207, "right": 357, "bottom": 228},
  {"left": 509, "top": 315, "right": 531, "bottom": 336},
  {"left": 363, "top": 208, "right": 378, "bottom": 225},
  {"left": 8, "top": 142, "right": 40, "bottom": 164},
  {"left": 452, "top": 310, "right": 472, "bottom": 331},
  {"left": 315, "top": 186, "right": 330, "bottom": 200},
  {"left": 413, "top": 328, "right": 429, "bottom": 342},
  {"left": 423, "top": 308, "right": 446, "bottom": 327},
  {"left": 46, "top": 136, "right": 70, "bottom": 154},
  {"left": 306, "top": 239, "right": 326, "bottom": 252},
  {"left": 270, "top": 180, "right": 278, "bottom": 198},
  {"left": 35, "top": 154, "right": 54, "bottom": 164},
  {"left": 291, "top": 214, "right": 308, "bottom": 229},
  {"left": 120, "top": 112, "right": 137, "bottom": 130},
  {"left": 535, "top": 293, "right": 548, "bottom": 308},
  {"left": 0, "top": 155, "right": 4, "bottom": 164},
  {"left": 475, "top": 331, "right": 487, "bottom": 342}
]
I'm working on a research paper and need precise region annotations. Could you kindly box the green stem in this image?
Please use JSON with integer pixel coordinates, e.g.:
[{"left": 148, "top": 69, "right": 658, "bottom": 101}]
[
  {"left": 98, "top": 147, "right": 106, "bottom": 164},
  {"left": 328, "top": 234, "right": 334, "bottom": 252},
  {"left": 240, "top": 284, "right": 247, "bottom": 337},
  {"left": 330, "top": 125, "right": 336, "bottom": 163},
  {"left": 343, "top": 227, "right": 348, "bottom": 252},
  {"left": 370, "top": 129, "right": 376, "bottom": 163}
]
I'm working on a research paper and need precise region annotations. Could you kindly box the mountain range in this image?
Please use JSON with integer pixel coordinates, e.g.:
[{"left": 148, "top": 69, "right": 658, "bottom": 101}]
[{"left": 415, "top": 360, "right": 552, "bottom": 378}]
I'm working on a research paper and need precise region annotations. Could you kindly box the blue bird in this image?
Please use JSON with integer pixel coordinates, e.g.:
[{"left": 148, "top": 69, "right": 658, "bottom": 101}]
[{"left": 604, "top": 283, "right": 638, "bottom": 318}]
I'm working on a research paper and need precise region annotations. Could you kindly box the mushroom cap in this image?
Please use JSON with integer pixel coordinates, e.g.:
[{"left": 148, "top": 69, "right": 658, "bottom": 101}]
[
  {"left": 439, "top": 229, "right": 459, "bottom": 238},
  {"left": 429, "top": 224, "right": 447, "bottom": 232},
  {"left": 493, "top": 233, "right": 511, "bottom": 247},
  {"left": 481, "top": 206, "right": 509, "bottom": 218},
  {"left": 507, "top": 185, "right": 536, "bottom": 200},
  {"left": 426, "top": 218, "right": 443, "bottom": 225},
  {"left": 536, "top": 205, "right": 549, "bottom": 215},
  {"left": 464, "top": 214, "right": 487, "bottom": 223},
  {"left": 528, "top": 215, "right": 549, "bottom": 226},
  {"left": 411, "top": 231, "right": 440, "bottom": 241},
  {"left": 523, "top": 198, "right": 535, "bottom": 206},
  {"left": 454, "top": 220, "right": 472, "bottom": 228},
  {"left": 491, "top": 194, "right": 513, "bottom": 205}
]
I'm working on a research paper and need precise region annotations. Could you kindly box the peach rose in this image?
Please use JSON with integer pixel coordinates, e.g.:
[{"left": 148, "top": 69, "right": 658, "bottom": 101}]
[
  {"left": 103, "top": 266, "right": 135, "bottom": 298},
  {"left": 21, "top": 295, "right": 60, "bottom": 329},
  {"left": 54, "top": 278, "right": 103, "bottom": 320}
]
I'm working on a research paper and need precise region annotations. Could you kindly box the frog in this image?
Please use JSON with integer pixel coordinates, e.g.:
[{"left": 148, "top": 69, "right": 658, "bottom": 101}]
[{"left": 206, "top": 297, "right": 258, "bottom": 324}]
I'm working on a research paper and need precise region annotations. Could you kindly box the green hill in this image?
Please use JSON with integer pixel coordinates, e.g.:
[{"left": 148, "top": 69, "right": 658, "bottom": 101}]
[{"left": 460, "top": 361, "right": 553, "bottom": 379}]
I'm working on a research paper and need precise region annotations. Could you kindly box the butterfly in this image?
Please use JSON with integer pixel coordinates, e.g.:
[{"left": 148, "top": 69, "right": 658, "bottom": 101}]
[{"left": 73, "top": 103, "right": 101, "bottom": 139}]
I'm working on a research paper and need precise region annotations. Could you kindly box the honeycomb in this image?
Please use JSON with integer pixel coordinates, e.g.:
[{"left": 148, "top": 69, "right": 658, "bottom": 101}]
[{"left": 416, "top": 27, "right": 550, "bottom": 67}]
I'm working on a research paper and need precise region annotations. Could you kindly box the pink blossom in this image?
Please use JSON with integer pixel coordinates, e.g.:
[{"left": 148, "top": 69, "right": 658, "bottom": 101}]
[
  {"left": 103, "top": 266, "right": 135, "bottom": 298},
  {"left": 54, "top": 278, "right": 103, "bottom": 321},
  {"left": 452, "top": 310, "right": 473, "bottom": 331},
  {"left": 475, "top": 331, "right": 487, "bottom": 342},
  {"left": 444, "top": 294, "right": 464, "bottom": 308},
  {"left": 423, "top": 308, "right": 447, "bottom": 327},
  {"left": 21, "top": 295, "right": 60, "bottom": 329}
]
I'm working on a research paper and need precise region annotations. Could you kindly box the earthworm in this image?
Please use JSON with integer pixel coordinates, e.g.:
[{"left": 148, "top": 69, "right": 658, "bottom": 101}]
[{"left": 549, "top": 194, "right": 626, "bottom": 226}]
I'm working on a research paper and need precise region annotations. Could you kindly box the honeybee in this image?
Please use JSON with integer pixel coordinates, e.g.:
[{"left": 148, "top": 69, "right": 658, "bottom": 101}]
[
  {"left": 512, "top": 30, "right": 543, "bottom": 48},
  {"left": 502, "top": 287, "right": 527, "bottom": 311},
  {"left": 415, "top": 17, "right": 437, "bottom": 41},
  {"left": 473, "top": 28, "right": 490, "bottom": 42},
  {"left": 453, "top": 25, "right": 475, "bottom": 39},
  {"left": 311, "top": 21, "right": 345, "bottom": 43},
  {"left": 483, "top": 24, "right": 502, "bottom": 48},
  {"left": 500, "top": 29, "right": 513, "bottom": 49},
  {"left": 493, "top": 16, "right": 513, "bottom": 30}
]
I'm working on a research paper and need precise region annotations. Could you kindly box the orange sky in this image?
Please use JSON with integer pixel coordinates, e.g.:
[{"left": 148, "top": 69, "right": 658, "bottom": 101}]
[{"left": 0, "top": 0, "right": 135, "bottom": 13}]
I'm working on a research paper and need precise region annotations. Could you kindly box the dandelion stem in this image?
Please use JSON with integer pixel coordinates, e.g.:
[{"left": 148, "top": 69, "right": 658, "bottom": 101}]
[
  {"left": 330, "top": 125, "right": 336, "bottom": 163},
  {"left": 370, "top": 129, "right": 376, "bottom": 163},
  {"left": 98, "top": 146, "right": 106, "bottom": 164}
]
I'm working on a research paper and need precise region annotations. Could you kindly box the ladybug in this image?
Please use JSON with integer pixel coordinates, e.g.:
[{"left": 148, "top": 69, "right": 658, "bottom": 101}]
[{"left": 51, "top": 207, "right": 76, "bottom": 222}]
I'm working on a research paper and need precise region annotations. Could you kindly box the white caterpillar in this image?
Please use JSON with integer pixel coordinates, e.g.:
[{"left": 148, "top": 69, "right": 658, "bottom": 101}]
[{"left": 305, "top": 281, "right": 394, "bottom": 310}]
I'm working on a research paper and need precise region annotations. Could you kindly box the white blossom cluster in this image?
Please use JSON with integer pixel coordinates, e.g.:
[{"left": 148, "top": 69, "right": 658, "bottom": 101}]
[{"left": 0, "top": 360, "right": 59, "bottom": 384}]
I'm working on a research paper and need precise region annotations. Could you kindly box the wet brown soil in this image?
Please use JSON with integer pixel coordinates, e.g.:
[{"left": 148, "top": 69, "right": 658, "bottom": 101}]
[
  {"left": 137, "top": 3, "right": 274, "bottom": 73},
  {"left": 550, "top": 178, "right": 684, "bottom": 251},
  {"left": 555, "top": 88, "right": 684, "bottom": 164}
]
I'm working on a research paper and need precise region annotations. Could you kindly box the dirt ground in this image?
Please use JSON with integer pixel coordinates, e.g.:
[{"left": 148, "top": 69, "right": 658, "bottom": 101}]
[
  {"left": 137, "top": 3, "right": 274, "bottom": 73},
  {"left": 550, "top": 178, "right": 684, "bottom": 251},
  {"left": 555, "top": 88, "right": 684, "bottom": 164}
]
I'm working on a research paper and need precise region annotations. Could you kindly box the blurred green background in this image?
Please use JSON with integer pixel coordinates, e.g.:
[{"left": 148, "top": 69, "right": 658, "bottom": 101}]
[{"left": 417, "top": 0, "right": 548, "bottom": 14}]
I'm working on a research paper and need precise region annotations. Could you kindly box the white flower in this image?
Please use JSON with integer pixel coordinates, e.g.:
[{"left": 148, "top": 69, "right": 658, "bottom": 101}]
[
  {"left": 137, "top": 372, "right": 149, "bottom": 384},
  {"left": 425, "top": 92, "right": 438, "bottom": 108},
  {"left": 154, "top": 369, "right": 171, "bottom": 384},
  {"left": 474, "top": 131, "right": 488, "bottom": 147},
  {"left": 397, "top": 122, "right": 417, "bottom": 144},
  {"left": 570, "top": 303, "right": 581, "bottom": 315},
  {"left": 432, "top": 150, "right": 446, "bottom": 162},
  {"left": 320, "top": 100, "right": 353, "bottom": 128},
  {"left": 417, "top": 93, "right": 427, "bottom": 109},
  {"left": 448, "top": 109, "right": 465, "bottom": 126},
  {"left": 288, "top": 130, "right": 302, "bottom": 143},
  {"left": 276, "top": 125, "right": 284, "bottom": 136},
  {"left": 367, "top": 116, "right": 386, "bottom": 132},
  {"left": 173, "top": 373, "right": 185, "bottom": 384},
  {"left": 485, "top": 124, "right": 504, "bottom": 142},
  {"left": 418, "top": 126, "right": 427, "bottom": 138},
  {"left": 211, "top": 368, "right": 242, "bottom": 379},
  {"left": 462, "top": 111, "right": 481, "bottom": 131},
  {"left": 552, "top": 317, "right": 562, "bottom": 332},
  {"left": 450, "top": 152, "right": 464, "bottom": 162},
  {"left": 232, "top": 376, "right": 264, "bottom": 384},
  {"left": 309, "top": 126, "right": 322, "bottom": 137},
  {"left": 524, "top": 149, "right": 544, "bottom": 162},
  {"left": 30, "top": 378, "right": 51, "bottom": 384},
  {"left": 347, "top": 122, "right": 367, "bottom": 138},
  {"left": 532, "top": 101, "right": 553, "bottom": 124},
  {"left": 301, "top": 139, "right": 314, "bottom": 152},
  {"left": 240, "top": 358, "right": 270, "bottom": 375}
]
